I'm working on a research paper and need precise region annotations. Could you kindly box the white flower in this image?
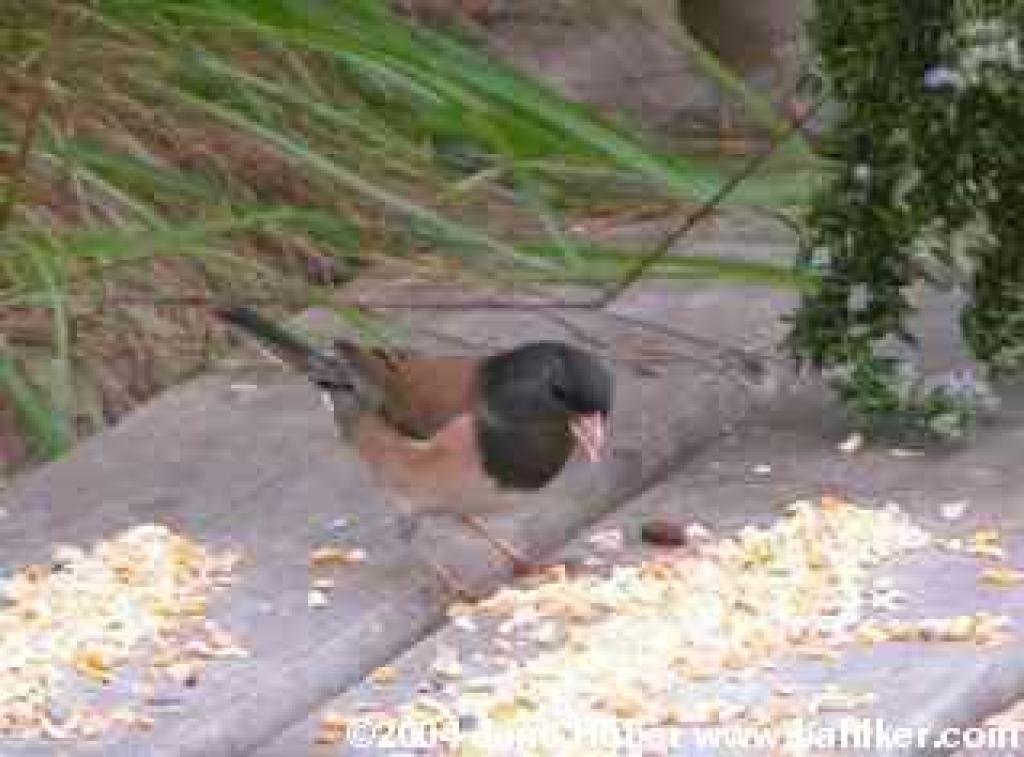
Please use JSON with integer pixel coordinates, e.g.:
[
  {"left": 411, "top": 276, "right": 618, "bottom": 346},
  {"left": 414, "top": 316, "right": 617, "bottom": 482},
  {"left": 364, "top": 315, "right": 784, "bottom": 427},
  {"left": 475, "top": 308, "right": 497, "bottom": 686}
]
[
  {"left": 956, "top": 16, "right": 1022, "bottom": 86},
  {"left": 847, "top": 283, "right": 870, "bottom": 312},
  {"left": 923, "top": 65, "right": 962, "bottom": 90}
]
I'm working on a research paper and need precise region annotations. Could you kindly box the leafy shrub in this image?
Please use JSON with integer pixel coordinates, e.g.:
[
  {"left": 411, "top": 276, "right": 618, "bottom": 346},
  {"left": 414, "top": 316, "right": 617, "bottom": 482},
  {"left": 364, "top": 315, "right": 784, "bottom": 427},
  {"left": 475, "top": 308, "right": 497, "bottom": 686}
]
[{"left": 789, "top": 0, "right": 1023, "bottom": 437}]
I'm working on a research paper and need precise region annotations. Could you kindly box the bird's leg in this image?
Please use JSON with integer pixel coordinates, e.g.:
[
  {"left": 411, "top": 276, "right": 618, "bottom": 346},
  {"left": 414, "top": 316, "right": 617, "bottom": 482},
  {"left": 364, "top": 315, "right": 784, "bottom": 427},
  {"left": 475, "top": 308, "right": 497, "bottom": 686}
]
[
  {"left": 424, "top": 558, "right": 480, "bottom": 604},
  {"left": 458, "top": 515, "right": 535, "bottom": 577},
  {"left": 395, "top": 512, "right": 477, "bottom": 601}
]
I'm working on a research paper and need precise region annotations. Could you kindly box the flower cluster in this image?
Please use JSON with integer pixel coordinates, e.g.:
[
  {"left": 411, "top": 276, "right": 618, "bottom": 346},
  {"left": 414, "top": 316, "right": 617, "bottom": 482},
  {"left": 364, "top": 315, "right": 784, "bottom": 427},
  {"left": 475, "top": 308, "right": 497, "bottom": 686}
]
[{"left": 924, "top": 19, "right": 1022, "bottom": 92}]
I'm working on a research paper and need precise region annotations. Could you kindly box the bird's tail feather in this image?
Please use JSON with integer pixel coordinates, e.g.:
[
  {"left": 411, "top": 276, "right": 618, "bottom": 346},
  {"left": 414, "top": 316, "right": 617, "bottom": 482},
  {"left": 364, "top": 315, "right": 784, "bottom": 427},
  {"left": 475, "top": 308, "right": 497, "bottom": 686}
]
[
  {"left": 216, "top": 307, "right": 321, "bottom": 367},
  {"left": 216, "top": 306, "right": 359, "bottom": 394}
]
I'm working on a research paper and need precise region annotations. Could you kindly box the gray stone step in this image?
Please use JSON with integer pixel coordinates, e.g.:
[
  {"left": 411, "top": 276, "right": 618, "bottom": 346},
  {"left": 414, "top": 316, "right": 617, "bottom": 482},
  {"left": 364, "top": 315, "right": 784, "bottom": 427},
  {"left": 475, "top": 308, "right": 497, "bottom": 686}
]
[
  {"left": 257, "top": 386, "right": 1024, "bottom": 757},
  {"left": 0, "top": 275, "right": 795, "bottom": 756}
]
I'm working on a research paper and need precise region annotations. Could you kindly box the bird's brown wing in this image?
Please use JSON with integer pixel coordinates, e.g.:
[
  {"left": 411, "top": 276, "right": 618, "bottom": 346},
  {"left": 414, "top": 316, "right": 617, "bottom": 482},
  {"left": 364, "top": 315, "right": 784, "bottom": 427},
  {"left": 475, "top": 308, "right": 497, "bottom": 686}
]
[{"left": 333, "top": 341, "right": 479, "bottom": 439}]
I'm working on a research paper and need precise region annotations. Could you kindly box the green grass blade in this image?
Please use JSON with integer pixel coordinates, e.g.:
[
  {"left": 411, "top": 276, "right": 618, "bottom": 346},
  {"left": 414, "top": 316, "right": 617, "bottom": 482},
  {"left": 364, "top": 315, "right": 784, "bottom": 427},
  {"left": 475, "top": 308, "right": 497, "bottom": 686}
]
[{"left": 0, "top": 355, "right": 72, "bottom": 459}]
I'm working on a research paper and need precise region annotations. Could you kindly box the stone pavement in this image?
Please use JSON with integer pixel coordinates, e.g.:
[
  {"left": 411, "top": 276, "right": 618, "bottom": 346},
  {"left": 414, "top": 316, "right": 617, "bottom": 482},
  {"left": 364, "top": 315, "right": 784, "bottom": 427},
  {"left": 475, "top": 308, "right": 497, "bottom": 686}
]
[{"left": 258, "top": 384, "right": 1024, "bottom": 757}]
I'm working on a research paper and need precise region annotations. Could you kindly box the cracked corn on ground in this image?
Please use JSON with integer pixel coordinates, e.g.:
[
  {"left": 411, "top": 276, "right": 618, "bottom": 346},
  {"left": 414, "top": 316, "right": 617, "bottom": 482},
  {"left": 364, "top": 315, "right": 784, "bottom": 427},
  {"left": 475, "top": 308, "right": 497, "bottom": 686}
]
[
  {"left": 0, "top": 524, "right": 244, "bottom": 740},
  {"left": 330, "top": 498, "right": 1014, "bottom": 756}
]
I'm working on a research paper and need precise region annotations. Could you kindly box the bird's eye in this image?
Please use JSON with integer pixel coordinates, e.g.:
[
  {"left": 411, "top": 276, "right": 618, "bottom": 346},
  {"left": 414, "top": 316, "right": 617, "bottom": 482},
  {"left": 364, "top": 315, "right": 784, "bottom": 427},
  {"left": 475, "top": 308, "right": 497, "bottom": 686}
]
[{"left": 314, "top": 378, "right": 353, "bottom": 391}]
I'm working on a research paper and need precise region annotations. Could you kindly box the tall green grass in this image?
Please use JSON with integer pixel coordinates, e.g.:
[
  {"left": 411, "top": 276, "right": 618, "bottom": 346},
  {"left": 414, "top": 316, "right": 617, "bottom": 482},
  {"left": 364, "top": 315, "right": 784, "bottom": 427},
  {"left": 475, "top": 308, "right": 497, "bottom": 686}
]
[{"left": 1, "top": 0, "right": 817, "bottom": 466}]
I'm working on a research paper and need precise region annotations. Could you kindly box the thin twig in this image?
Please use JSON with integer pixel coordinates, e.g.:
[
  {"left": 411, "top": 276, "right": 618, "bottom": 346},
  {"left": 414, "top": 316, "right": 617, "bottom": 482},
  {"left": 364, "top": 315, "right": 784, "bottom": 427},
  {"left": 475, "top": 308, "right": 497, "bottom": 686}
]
[
  {"left": 64, "top": 290, "right": 763, "bottom": 372},
  {"left": 70, "top": 292, "right": 593, "bottom": 310},
  {"left": 537, "top": 310, "right": 741, "bottom": 373},
  {"left": 593, "top": 93, "right": 827, "bottom": 309},
  {"left": 602, "top": 310, "right": 778, "bottom": 369}
]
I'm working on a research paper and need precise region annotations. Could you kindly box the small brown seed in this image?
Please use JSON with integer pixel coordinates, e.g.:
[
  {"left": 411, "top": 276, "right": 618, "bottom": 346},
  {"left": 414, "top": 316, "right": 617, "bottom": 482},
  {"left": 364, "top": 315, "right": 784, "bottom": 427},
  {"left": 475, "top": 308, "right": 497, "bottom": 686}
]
[{"left": 640, "top": 519, "right": 687, "bottom": 547}]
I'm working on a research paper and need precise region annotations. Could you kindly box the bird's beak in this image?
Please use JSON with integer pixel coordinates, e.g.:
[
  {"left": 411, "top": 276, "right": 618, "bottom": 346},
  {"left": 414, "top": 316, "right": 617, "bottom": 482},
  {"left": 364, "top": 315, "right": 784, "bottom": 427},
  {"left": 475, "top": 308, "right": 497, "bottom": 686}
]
[{"left": 570, "top": 413, "right": 607, "bottom": 463}]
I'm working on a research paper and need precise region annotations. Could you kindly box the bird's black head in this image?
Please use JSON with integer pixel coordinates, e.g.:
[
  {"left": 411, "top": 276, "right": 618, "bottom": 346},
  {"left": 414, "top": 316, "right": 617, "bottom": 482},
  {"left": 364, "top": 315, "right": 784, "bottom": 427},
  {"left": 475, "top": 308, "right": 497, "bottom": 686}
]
[
  {"left": 476, "top": 341, "right": 613, "bottom": 490},
  {"left": 480, "top": 341, "right": 612, "bottom": 422}
]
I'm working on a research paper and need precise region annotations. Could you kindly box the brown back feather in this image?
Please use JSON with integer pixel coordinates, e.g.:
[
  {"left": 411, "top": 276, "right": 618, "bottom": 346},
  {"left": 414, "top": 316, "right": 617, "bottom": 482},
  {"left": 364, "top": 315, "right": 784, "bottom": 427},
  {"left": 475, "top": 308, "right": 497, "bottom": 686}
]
[{"left": 333, "top": 340, "right": 479, "bottom": 439}]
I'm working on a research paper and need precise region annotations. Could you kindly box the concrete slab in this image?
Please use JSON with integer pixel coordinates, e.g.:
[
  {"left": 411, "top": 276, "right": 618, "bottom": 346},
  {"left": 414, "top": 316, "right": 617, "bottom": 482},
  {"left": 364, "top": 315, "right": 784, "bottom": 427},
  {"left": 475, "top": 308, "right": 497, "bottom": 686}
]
[
  {"left": 0, "top": 268, "right": 797, "bottom": 756},
  {"left": 257, "top": 385, "right": 1024, "bottom": 757}
]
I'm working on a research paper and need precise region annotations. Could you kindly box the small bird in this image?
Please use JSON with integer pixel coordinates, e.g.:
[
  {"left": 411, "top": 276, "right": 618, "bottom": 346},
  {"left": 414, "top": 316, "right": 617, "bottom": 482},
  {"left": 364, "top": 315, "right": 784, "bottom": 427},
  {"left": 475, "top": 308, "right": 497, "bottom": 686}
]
[{"left": 216, "top": 307, "right": 613, "bottom": 594}]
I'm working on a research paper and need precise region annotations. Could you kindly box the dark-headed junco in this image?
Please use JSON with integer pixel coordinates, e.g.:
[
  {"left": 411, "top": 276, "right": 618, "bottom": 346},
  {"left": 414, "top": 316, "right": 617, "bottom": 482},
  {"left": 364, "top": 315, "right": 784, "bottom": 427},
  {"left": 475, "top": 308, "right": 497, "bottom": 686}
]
[{"left": 217, "top": 307, "right": 613, "bottom": 593}]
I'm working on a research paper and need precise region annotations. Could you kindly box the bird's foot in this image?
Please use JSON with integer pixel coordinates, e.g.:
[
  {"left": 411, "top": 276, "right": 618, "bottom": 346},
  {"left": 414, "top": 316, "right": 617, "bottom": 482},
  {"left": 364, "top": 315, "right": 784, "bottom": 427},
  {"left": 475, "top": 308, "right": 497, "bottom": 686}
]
[
  {"left": 458, "top": 515, "right": 535, "bottom": 577},
  {"left": 425, "top": 559, "right": 481, "bottom": 604}
]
